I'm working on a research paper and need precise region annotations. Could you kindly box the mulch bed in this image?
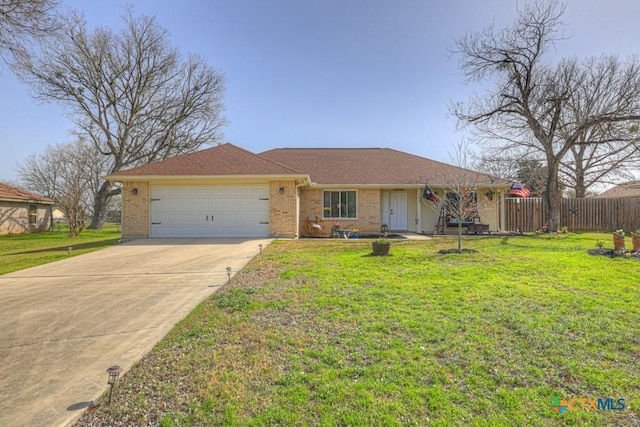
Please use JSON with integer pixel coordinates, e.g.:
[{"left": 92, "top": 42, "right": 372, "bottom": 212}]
[{"left": 587, "top": 249, "right": 640, "bottom": 259}]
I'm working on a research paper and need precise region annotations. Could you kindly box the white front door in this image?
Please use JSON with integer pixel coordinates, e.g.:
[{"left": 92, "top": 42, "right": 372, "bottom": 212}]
[{"left": 390, "top": 192, "right": 408, "bottom": 230}]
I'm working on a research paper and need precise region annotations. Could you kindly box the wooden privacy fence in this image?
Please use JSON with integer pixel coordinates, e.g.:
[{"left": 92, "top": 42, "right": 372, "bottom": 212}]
[{"left": 505, "top": 198, "right": 640, "bottom": 232}]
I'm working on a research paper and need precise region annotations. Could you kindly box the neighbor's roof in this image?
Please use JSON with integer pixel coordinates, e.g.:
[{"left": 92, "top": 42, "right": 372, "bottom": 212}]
[
  {"left": 0, "top": 182, "right": 54, "bottom": 204},
  {"left": 595, "top": 180, "right": 640, "bottom": 198},
  {"left": 106, "top": 143, "right": 304, "bottom": 179},
  {"left": 260, "top": 147, "right": 509, "bottom": 186}
]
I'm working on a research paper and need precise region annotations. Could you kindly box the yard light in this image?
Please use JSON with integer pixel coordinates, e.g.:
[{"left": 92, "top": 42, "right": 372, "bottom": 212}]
[
  {"left": 226, "top": 266, "right": 231, "bottom": 284},
  {"left": 259, "top": 244, "right": 263, "bottom": 255},
  {"left": 106, "top": 365, "right": 123, "bottom": 404},
  {"left": 67, "top": 247, "right": 72, "bottom": 256}
]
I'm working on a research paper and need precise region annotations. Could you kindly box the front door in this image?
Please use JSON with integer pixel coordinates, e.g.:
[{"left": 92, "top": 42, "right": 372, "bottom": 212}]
[{"left": 390, "top": 192, "right": 408, "bottom": 230}]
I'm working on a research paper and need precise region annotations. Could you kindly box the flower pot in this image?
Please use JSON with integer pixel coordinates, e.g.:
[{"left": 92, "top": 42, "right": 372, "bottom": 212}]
[
  {"left": 613, "top": 234, "right": 625, "bottom": 251},
  {"left": 372, "top": 241, "right": 390, "bottom": 256},
  {"left": 631, "top": 233, "right": 640, "bottom": 252}
]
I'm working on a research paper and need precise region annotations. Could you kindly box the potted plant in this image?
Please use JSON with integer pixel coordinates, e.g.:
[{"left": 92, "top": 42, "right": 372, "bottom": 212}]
[
  {"left": 631, "top": 229, "right": 640, "bottom": 252},
  {"left": 613, "top": 229, "right": 625, "bottom": 252},
  {"left": 372, "top": 237, "right": 390, "bottom": 256}
]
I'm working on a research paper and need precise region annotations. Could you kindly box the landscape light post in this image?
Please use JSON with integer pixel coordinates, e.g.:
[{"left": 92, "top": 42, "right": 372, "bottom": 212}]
[{"left": 106, "top": 365, "right": 123, "bottom": 404}]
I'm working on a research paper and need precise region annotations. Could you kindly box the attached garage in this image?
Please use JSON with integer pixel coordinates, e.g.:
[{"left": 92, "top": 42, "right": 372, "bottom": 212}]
[
  {"left": 106, "top": 144, "right": 310, "bottom": 241},
  {"left": 150, "top": 185, "right": 270, "bottom": 238}
]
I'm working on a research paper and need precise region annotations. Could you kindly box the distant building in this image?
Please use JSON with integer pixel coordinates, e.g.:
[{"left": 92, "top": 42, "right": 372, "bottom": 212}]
[
  {"left": 0, "top": 183, "right": 54, "bottom": 235},
  {"left": 595, "top": 180, "right": 640, "bottom": 199}
]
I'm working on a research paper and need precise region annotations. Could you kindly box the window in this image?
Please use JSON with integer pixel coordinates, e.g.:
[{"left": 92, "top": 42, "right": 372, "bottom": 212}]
[
  {"left": 28, "top": 205, "right": 37, "bottom": 226},
  {"left": 323, "top": 190, "right": 357, "bottom": 219},
  {"left": 445, "top": 192, "right": 478, "bottom": 224}
]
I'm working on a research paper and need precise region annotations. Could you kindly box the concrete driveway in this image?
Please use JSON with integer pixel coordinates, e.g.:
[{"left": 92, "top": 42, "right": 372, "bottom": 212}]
[{"left": 0, "top": 238, "right": 270, "bottom": 427}]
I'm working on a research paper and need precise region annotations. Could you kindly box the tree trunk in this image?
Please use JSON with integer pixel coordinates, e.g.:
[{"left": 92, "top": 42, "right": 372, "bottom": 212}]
[
  {"left": 574, "top": 169, "right": 586, "bottom": 198},
  {"left": 87, "top": 181, "right": 111, "bottom": 230},
  {"left": 457, "top": 220, "right": 463, "bottom": 252},
  {"left": 543, "top": 166, "right": 562, "bottom": 233}
]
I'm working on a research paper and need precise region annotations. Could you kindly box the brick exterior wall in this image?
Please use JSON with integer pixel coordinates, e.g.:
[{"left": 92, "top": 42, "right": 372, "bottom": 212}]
[
  {"left": 120, "top": 181, "right": 505, "bottom": 239},
  {"left": 121, "top": 182, "right": 149, "bottom": 241},
  {"left": 299, "top": 188, "right": 381, "bottom": 236},
  {"left": 269, "top": 180, "right": 297, "bottom": 237}
]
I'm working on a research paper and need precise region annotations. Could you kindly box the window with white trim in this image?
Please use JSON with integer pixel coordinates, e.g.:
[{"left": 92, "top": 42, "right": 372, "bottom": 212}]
[
  {"left": 323, "top": 190, "right": 357, "bottom": 219},
  {"left": 28, "top": 204, "right": 37, "bottom": 226}
]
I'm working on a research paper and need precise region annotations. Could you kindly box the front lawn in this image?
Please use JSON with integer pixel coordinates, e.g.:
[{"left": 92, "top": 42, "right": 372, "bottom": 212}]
[
  {"left": 77, "top": 234, "right": 639, "bottom": 426},
  {"left": 0, "top": 224, "right": 121, "bottom": 275}
]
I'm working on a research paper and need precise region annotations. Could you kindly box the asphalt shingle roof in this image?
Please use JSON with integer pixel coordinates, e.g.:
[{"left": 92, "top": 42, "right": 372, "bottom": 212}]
[
  {"left": 595, "top": 180, "right": 640, "bottom": 198},
  {"left": 260, "top": 147, "right": 507, "bottom": 186},
  {"left": 108, "top": 143, "right": 302, "bottom": 177},
  {"left": 0, "top": 182, "right": 53, "bottom": 204},
  {"left": 107, "top": 143, "right": 508, "bottom": 187}
]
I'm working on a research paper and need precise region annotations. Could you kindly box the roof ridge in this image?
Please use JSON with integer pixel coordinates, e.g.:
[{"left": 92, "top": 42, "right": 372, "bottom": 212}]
[{"left": 265, "top": 147, "right": 385, "bottom": 151}]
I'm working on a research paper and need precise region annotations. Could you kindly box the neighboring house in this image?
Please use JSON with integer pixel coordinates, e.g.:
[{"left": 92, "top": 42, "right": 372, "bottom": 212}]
[
  {"left": 52, "top": 206, "right": 66, "bottom": 221},
  {"left": 0, "top": 182, "right": 54, "bottom": 235},
  {"left": 105, "top": 143, "right": 511, "bottom": 241},
  {"left": 595, "top": 180, "right": 640, "bottom": 198}
]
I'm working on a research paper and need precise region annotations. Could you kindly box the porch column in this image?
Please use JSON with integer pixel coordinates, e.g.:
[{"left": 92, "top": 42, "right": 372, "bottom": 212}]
[{"left": 416, "top": 190, "right": 422, "bottom": 233}]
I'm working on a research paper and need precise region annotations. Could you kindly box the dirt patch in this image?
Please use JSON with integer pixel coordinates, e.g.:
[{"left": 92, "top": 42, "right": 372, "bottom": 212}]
[{"left": 438, "top": 248, "right": 479, "bottom": 254}]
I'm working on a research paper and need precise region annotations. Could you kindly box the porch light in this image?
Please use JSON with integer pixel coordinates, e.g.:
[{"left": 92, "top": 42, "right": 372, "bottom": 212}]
[
  {"left": 131, "top": 188, "right": 138, "bottom": 195},
  {"left": 106, "top": 365, "right": 123, "bottom": 404},
  {"left": 226, "top": 267, "right": 231, "bottom": 284},
  {"left": 279, "top": 186, "right": 285, "bottom": 194}
]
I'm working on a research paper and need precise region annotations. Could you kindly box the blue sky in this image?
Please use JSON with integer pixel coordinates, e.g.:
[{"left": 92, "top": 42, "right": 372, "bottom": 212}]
[{"left": 2, "top": 0, "right": 640, "bottom": 183}]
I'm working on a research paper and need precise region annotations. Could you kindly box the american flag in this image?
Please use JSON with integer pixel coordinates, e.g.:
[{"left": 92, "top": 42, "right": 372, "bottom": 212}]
[{"left": 507, "top": 183, "right": 531, "bottom": 198}]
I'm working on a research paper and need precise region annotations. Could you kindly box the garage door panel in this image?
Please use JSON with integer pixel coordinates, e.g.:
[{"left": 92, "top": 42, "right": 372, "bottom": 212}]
[{"left": 150, "top": 185, "right": 270, "bottom": 238}]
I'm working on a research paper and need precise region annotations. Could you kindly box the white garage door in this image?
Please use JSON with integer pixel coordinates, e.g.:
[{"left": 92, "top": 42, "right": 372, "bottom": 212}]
[{"left": 150, "top": 185, "right": 270, "bottom": 238}]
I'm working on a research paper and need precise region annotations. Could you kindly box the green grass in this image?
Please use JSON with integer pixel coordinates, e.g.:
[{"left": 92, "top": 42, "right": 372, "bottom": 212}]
[
  {"left": 80, "top": 233, "right": 639, "bottom": 426},
  {"left": 0, "top": 224, "right": 121, "bottom": 275}
]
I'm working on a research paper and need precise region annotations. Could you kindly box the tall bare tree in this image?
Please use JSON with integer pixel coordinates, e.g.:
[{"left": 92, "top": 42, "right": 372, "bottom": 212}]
[
  {"left": 0, "top": 0, "right": 59, "bottom": 62},
  {"left": 18, "top": 140, "right": 98, "bottom": 236},
  {"left": 451, "top": 0, "right": 640, "bottom": 232},
  {"left": 11, "top": 9, "right": 226, "bottom": 228},
  {"left": 561, "top": 121, "right": 640, "bottom": 197}
]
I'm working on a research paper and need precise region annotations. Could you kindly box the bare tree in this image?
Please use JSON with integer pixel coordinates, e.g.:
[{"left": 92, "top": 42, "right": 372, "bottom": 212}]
[
  {"left": 423, "top": 141, "right": 480, "bottom": 252},
  {"left": 20, "top": 139, "right": 121, "bottom": 224},
  {"left": 16, "top": 146, "right": 60, "bottom": 200},
  {"left": 561, "top": 122, "right": 640, "bottom": 197},
  {"left": 474, "top": 153, "right": 548, "bottom": 196},
  {"left": 11, "top": 9, "right": 226, "bottom": 228},
  {"left": 0, "top": 0, "right": 59, "bottom": 62},
  {"left": 55, "top": 144, "right": 92, "bottom": 237},
  {"left": 451, "top": 0, "right": 640, "bottom": 232},
  {"left": 473, "top": 153, "right": 520, "bottom": 182},
  {"left": 18, "top": 140, "right": 97, "bottom": 236}
]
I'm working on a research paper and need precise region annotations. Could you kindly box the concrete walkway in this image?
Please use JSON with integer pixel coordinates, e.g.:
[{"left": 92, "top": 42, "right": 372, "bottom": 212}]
[{"left": 0, "top": 238, "right": 270, "bottom": 427}]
